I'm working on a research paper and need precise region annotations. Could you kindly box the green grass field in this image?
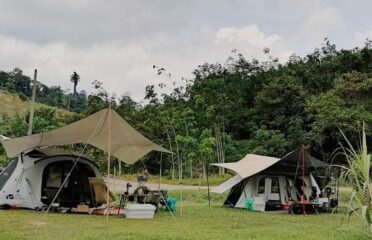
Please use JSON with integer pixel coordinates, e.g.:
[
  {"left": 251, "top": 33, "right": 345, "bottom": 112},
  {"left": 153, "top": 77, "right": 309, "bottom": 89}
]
[
  {"left": 120, "top": 173, "right": 233, "bottom": 186},
  {"left": 0, "top": 190, "right": 369, "bottom": 240}
]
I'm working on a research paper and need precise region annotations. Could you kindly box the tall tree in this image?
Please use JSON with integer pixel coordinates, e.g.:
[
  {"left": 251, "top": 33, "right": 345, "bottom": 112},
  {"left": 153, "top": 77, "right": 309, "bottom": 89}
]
[{"left": 70, "top": 71, "right": 80, "bottom": 95}]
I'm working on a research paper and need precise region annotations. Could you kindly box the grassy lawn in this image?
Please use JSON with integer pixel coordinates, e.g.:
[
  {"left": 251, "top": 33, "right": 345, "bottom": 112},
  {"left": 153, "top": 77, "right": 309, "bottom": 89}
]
[
  {"left": 0, "top": 92, "right": 74, "bottom": 116},
  {"left": 0, "top": 190, "right": 369, "bottom": 240}
]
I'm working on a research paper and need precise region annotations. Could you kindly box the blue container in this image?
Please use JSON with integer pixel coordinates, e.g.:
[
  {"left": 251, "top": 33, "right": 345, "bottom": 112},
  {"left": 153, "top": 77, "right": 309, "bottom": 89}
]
[
  {"left": 245, "top": 198, "right": 254, "bottom": 211},
  {"left": 166, "top": 198, "right": 176, "bottom": 212}
]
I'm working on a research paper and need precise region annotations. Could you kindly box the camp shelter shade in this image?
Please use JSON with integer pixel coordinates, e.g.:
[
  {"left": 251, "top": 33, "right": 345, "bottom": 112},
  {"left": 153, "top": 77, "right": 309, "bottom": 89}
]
[
  {"left": 0, "top": 108, "right": 171, "bottom": 164},
  {"left": 211, "top": 154, "right": 281, "bottom": 179},
  {"left": 211, "top": 174, "right": 243, "bottom": 194},
  {"left": 279, "top": 148, "right": 328, "bottom": 168}
]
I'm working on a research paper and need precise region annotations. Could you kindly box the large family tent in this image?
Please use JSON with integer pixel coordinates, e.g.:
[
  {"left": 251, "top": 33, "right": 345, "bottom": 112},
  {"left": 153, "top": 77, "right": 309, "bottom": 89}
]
[
  {"left": 0, "top": 148, "right": 99, "bottom": 209},
  {"left": 211, "top": 149, "right": 329, "bottom": 211},
  {"left": 0, "top": 108, "right": 171, "bottom": 209}
]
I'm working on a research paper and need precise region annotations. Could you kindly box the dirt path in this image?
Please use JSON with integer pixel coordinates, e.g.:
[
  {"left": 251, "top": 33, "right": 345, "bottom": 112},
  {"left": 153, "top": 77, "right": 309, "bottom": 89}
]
[{"left": 106, "top": 178, "right": 208, "bottom": 192}]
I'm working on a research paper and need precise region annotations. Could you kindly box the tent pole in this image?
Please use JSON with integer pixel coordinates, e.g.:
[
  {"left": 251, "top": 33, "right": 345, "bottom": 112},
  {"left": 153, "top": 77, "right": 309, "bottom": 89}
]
[
  {"left": 159, "top": 152, "right": 162, "bottom": 191},
  {"left": 301, "top": 144, "right": 305, "bottom": 215},
  {"left": 180, "top": 157, "right": 183, "bottom": 216},
  {"left": 113, "top": 167, "right": 116, "bottom": 194},
  {"left": 206, "top": 164, "right": 210, "bottom": 206},
  {"left": 106, "top": 104, "right": 112, "bottom": 219}
]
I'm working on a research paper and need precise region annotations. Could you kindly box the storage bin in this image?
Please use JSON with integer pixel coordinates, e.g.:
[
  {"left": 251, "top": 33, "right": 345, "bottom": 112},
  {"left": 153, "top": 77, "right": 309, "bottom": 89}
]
[{"left": 124, "top": 204, "right": 156, "bottom": 219}]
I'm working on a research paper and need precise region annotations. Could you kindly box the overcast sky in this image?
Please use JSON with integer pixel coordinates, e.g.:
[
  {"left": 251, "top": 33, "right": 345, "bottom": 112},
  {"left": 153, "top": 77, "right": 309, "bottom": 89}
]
[{"left": 0, "top": 0, "right": 371, "bottom": 101}]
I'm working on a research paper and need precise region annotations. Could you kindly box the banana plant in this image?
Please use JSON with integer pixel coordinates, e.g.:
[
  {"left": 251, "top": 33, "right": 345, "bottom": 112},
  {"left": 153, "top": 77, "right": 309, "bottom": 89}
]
[{"left": 339, "top": 123, "right": 371, "bottom": 234}]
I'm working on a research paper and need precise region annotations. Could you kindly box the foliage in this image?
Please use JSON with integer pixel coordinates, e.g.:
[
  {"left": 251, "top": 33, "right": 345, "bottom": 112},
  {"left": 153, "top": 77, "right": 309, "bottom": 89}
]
[
  {"left": 339, "top": 124, "right": 372, "bottom": 234},
  {"left": 247, "top": 127, "right": 289, "bottom": 156},
  {"left": 306, "top": 71, "right": 372, "bottom": 158},
  {"left": 1, "top": 39, "right": 372, "bottom": 176},
  {"left": 0, "top": 69, "right": 87, "bottom": 113}
]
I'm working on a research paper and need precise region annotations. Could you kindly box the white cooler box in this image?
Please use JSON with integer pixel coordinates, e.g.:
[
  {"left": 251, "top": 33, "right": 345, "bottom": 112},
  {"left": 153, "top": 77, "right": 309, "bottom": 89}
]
[{"left": 124, "top": 204, "right": 156, "bottom": 219}]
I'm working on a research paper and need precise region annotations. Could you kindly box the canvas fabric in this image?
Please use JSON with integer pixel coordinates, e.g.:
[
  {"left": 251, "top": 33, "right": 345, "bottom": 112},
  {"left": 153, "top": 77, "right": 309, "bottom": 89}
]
[{"left": 0, "top": 108, "right": 171, "bottom": 164}]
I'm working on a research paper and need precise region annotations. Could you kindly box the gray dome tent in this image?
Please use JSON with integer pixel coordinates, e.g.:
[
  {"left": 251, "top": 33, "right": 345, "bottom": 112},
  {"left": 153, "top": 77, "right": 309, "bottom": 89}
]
[{"left": 0, "top": 148, "right": 100, "bottom": 209}]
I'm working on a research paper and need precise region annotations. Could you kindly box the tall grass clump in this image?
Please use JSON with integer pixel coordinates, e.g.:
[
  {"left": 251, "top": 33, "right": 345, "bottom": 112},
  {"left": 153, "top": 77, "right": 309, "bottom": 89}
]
[{"left": 339, "top": 124, "right": 371, "bottom": 234}]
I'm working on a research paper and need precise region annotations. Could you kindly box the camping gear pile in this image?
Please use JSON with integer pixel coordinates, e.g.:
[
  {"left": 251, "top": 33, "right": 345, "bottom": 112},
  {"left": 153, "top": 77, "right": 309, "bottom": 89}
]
[{"left": 117, "top": 175, "right": 174, "bottom": 215}]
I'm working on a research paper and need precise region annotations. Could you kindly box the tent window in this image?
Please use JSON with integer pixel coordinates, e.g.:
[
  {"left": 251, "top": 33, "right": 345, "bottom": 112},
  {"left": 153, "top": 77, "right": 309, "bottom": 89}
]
[
  {"left": 46, "top": 165, "right": 62, "bottom": 188},
  {"left": 0, "top": 158, "right": 18, "bottom": 190},
  {"left": 42, "top": 160, "right": 96, "bottom": 207},
  {"left": 45, "top": 163, "right": 72, "bottom": 188},
  {"left": 258, "top": 177, "right": 265, "bottom": 194},
  {"left": 271, "top": 177, "right": 279, "bottom": 193}
]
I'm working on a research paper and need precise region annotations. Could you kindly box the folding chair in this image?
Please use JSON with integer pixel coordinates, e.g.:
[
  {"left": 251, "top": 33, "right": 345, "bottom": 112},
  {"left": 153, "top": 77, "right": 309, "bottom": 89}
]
[{"left": 88, "top": 177, "right": 116, "bottom": 213}]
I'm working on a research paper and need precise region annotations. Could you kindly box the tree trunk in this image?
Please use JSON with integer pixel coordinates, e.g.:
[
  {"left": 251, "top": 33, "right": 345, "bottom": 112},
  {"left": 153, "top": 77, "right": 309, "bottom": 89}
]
[
  {"left": 215, "top": 123, "right": 225, "bottom": 175},
  {"left": 165, "top": 127, "right": 175, "bottom": 179},
  {"left": 190, "top": 159, "right": 193, "bottom": 178},
  {"left": 202, "top": 159, "right": 206, "bottom": 179}
]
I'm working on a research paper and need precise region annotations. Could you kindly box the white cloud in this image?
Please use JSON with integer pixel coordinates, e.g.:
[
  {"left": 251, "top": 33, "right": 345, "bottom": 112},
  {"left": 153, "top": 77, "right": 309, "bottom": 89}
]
[
  {"left": 298, "top": 4, "right": 343, "bottom": 43},
  {"left": 3, "top": 0, "right": 357, "bottom": 102},
  {"left": 214, "top": 25, "right": 292, "bottom": 62},
  {"left": 0, "top": 23, "right": 293, "bottom": 101},
  {"left": 216, "top": 25, "right": 282, "bottom": 46},
  {"left": 0, "top": 35, "right": 153, "bottom": 100},
  {"left": 355, "top": 28, "right": 372, "bottom": 45}
]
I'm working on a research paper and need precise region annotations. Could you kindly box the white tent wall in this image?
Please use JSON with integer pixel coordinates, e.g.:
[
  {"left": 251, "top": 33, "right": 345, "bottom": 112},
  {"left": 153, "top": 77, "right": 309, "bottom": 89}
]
[
  {"left": 224, "top": 174, "right": 321, "bottom": 209},
  {"left": 234, "top": 175, "right": 289, "bottom": 208},
  {"left": 234, "top": 176, "right": 258, "bottom": 208},
  {"left": 286, "top": 178, "right": 298, "bottom": 201},
  {"left": 301, "top": 176, "right": 313, "bottom": 200},
  {"left": 278, "top": 176, "right": 288, "bottom": 203},
  {"left": 0, "top": 153, "right": 99, "bottom": 209}
]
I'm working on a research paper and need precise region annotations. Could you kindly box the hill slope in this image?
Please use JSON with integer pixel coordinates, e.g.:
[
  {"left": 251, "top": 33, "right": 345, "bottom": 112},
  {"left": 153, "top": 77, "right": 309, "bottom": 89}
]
[{"left": 0, "top": 91, "right": 74, "bottom": 116}]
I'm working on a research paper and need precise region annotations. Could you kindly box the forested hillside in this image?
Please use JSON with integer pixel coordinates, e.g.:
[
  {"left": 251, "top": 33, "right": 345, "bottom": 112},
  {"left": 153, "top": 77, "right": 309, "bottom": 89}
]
[{"left": 0, "top": 40, "right": 371, "bottom": 177}]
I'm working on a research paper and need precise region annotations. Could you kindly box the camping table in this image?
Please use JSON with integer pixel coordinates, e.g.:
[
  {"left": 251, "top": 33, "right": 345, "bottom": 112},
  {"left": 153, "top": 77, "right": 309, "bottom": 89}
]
[{"left": 287, "top": 201, "right": 321, "bottom": 215}]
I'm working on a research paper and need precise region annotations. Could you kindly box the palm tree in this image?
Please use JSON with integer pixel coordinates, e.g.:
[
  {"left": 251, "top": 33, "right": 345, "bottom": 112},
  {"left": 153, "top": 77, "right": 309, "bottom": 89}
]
[{"left": 70, "top": 71, "right": 80, "bottom": 95}]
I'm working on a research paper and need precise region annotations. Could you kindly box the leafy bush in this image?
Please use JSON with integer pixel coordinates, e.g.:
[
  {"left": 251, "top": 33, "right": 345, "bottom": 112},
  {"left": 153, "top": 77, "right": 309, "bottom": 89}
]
[{"left": 340, "top": 124, "right": 371, "bottom": 234}]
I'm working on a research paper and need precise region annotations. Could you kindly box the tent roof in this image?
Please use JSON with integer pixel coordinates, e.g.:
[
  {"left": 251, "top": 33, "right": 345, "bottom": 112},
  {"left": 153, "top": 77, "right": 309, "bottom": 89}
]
[
  {"left": 211, "top": 154, "right": 281, "bottom": 179},
  {"left": 25, "top": 147, "right": 90, "bottom": 159},
  {"left": 0, "top": 108, "right": 171, "bottom": 164},
  {"left": 278, "top": 148, "right": 328, "bottom": 168},
  {"left": 210, "top": 149, "right": 329, "bottom": 194},
  {"left": 211, "top": 174, "right": 243, "bottom": 194}
]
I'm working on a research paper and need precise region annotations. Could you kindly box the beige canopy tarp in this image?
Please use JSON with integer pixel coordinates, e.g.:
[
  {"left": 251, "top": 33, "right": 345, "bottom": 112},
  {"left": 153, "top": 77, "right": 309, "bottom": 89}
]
[
  {"left": 211, "top": 154, "right": 280, "bottom": 194},
  {"left": 0, "top": 108, "right": 171, "bottom": 164},
  {"left": 212, "top": 154, "right": 281, "bottom": 179}
]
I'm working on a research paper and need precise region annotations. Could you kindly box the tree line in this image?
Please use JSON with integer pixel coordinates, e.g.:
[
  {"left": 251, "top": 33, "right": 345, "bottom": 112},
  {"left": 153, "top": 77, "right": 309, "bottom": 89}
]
[{"left": 0, "top": 39, "right": 371, "bottom": 178}]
